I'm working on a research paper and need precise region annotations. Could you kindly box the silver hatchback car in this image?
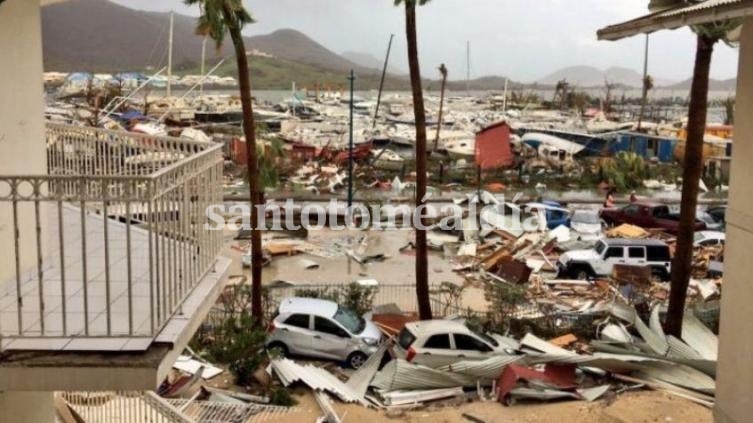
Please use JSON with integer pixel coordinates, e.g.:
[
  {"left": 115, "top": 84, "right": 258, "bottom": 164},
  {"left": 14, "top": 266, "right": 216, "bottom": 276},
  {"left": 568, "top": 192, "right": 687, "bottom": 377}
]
[{"left": 266, "top": 297, "right": 383, "bottom": 368}]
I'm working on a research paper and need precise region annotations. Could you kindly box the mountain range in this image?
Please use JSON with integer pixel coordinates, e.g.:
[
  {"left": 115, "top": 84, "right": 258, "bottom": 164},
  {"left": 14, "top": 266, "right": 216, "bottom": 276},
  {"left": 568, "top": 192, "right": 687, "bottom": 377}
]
[
  {"left": 41, "top": 0, "right": 734, "bottom": 92},
  {"left": 536, "top": 66, "right": 676, "bottom": 88}
]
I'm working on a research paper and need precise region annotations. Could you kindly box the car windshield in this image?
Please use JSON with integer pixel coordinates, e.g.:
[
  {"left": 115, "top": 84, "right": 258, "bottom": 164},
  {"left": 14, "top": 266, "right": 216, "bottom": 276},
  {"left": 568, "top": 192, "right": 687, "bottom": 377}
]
[
  {"left": 573, "top": 211, "right": 599, "bottom": 224},
  {"left": 471, "top": 328, "right": 499, "bottom": 347},
  {"left": 332, "top": 306, "right": 365, "bottom": 334}
]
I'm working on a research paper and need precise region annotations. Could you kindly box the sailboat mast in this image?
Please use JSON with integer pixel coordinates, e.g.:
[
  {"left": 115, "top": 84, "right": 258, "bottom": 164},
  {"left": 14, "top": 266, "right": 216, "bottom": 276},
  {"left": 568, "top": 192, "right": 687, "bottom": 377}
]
[
  {"left": 167, "top": 11, "right": 174, "bottom": 98},
  {"left": 503, "top": 78, "right": 508, "bottom": 113},
  {"left": 466, "top": 40, "right": 470, "bottom": 97},
  {"left": 199, "top": 37, "right": 206, "bottom": 97}
]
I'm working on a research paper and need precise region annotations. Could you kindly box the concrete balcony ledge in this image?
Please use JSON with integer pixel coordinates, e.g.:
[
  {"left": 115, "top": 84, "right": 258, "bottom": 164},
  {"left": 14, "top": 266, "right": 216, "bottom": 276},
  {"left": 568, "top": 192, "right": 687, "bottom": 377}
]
[{"left": 0, "top": 256, "right": 230, "bottom": 392}]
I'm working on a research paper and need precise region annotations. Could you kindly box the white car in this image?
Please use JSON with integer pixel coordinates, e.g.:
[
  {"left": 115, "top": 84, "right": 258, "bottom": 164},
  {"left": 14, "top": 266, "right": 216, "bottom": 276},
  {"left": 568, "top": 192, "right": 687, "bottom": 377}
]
[
  {"left": 266, "top": 297, "right": 383, "bottom": 368},
  {"left": 394, "top": 320, "right": 517, "bottom": 368},
  {"left": 557, "top": 238, "right": 672, "bottom": 280},
  {"left": 570, "top": 209, "right": 604, "bottom": 240},
  {"left": 694, "top": 231, "right": 726, "bottom": 247}
]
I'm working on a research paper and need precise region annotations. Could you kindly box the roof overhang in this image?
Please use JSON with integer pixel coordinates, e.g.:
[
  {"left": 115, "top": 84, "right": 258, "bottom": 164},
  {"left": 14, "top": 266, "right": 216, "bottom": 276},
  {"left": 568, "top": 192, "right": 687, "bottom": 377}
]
[{"left": 597, "top": 0, "right": 753, "bottom": 41}]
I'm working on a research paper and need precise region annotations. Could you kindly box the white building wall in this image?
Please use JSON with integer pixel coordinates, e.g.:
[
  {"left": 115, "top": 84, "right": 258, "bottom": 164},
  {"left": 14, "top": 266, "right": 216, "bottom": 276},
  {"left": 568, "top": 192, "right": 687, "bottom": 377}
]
[
  {"left": 716, "top": 16, "right": 753, "bottom": 423},
  {"left": 0, "top": 0, "right": 47, "bottom": 284}
]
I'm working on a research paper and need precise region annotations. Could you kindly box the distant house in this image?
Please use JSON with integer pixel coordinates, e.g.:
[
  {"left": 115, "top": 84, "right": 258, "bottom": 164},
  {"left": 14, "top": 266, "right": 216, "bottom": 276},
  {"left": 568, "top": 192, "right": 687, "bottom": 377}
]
[
  {"left": 610, "top": 132, "right": 677, "bottom": 163},
  {"left": 475, "top": 121, "right": 513, "bottom": 169}
]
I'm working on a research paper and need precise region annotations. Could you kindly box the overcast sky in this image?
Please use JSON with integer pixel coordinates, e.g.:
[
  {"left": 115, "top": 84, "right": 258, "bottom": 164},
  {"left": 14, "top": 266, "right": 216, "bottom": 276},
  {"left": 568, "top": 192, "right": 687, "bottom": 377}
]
[{"left": 113, "top": 0, "right": 739, "bottom": 83}]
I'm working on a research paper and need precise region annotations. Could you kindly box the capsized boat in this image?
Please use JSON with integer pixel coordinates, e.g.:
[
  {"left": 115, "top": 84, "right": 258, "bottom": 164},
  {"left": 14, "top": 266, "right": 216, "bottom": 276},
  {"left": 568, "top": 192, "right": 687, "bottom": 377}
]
[{"left": 521, "top": 132, "right": 585, "bottom": 155}]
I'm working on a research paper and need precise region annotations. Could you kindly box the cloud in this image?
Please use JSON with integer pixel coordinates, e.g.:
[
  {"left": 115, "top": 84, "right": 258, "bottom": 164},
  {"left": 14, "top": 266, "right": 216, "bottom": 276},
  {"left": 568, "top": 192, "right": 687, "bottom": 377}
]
[{"left": 112, "top": 0, "right": 739, "bottom": 82}]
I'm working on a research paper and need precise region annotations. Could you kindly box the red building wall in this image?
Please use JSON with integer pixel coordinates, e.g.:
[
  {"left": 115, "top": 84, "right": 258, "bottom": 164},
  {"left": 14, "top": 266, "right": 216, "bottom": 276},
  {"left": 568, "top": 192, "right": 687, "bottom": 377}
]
[{"left": 475, "top": 121, "right": 513, "bottom": 169}]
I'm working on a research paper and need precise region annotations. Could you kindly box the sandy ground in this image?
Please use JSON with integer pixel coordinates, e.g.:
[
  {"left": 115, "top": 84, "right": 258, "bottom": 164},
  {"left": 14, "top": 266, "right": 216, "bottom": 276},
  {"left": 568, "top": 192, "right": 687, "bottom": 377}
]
[{"left": 266, "top": 389, "right": 711, "bottom": 423}]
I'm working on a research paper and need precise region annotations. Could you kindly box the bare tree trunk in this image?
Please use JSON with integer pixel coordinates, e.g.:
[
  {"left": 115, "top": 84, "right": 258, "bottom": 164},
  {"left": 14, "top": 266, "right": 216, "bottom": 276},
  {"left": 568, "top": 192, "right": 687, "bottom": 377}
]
[
  {"left": 223, "top": 5, "right": 263, "bottom": 322},
  {"left": 405, "top": 3, "right": 432, "bottom": 320},
  {"left": 665, "top": 34, "right": 716, "bottom": 337}
]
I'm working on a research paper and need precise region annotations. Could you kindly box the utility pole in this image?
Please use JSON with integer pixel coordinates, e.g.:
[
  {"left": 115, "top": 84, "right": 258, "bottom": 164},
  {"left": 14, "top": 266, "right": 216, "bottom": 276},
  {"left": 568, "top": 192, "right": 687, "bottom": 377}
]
[
  {"left": 199, "top": 36, "right": 207, "bottom": 97},
  {"left": 373, "top": 34, "right": 395, "bottom": 128},
  {"left": 348, "top": 70, "right": 356, "bottom": 208}
]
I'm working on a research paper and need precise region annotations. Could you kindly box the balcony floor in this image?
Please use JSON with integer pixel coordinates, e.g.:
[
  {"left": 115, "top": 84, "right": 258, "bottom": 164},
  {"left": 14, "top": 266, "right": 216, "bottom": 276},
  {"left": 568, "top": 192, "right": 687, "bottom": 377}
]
[{"left": 0, "top": 204, "right": 229, "bottom": 352}]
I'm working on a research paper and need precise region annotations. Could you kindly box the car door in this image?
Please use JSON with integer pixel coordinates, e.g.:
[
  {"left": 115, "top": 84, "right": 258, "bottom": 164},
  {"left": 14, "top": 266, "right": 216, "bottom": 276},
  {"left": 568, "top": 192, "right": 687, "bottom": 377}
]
[
  {"left": 598, "top": 246, "right": 625, "bottom": 275},
  {"left": 311, "top": 316, "right": 353, "bottom": 361},
  {"left": 627, "top": 246, "right": 647, "bottom": 266},
  {"left": 278, "top": 313, "right": 314, "bottom": 356},
  {"left": 414, "top": 333, "right": 456, "bottom": 368},
  {"left": 618, "top": 205, "right": 637, "bottom": 225},
  {"left": 452, "top": 333, "right": 494, "bottom": 361}
]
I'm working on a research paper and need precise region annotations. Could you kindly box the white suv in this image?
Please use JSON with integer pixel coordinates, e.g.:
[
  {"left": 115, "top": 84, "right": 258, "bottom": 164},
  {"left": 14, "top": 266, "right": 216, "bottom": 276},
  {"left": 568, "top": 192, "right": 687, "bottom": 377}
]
[
  {"left": 266, "top": 297, "right": 383, "bottom": 368},
  {"left": 557, "top": 238, "right": 672, "bottom": 280},
  {"left": 393, "top": 320, "right": 515, "bottom": 368}
]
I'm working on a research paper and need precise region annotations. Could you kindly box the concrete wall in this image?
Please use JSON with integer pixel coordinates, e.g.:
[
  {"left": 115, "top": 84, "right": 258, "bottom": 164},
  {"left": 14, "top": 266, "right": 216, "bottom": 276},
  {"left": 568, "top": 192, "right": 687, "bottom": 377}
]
[
  {"left": 0, "top": 391, "right": 54, "bottom": 423},
  {"left": 0, "top": 0, "right": 47, "bottom": 285},
  {"left": 715, "top": 16, "right": 753, "bottom": 423}
]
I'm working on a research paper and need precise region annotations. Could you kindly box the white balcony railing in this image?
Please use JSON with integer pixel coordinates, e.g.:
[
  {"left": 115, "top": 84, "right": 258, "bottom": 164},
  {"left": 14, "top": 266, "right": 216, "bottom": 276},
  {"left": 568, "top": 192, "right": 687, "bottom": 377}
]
[{"left": 0, "top": 123, "right": 223, "bottom": 343}]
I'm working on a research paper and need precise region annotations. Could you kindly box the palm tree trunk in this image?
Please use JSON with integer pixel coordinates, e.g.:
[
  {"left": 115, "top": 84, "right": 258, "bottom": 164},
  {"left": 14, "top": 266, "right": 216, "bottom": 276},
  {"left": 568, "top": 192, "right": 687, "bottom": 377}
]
[
  {"left": 665, "top": 34, "right": 715, "bottom": 338},
  {"left": 434, "top": 65, "right": 447, "bottom": 152},
  {"left": 405, "top": 3, "right": 432, "bottom": 320},
  {"left": 223, "top": 4, "right": 263, "bottom": 321}
]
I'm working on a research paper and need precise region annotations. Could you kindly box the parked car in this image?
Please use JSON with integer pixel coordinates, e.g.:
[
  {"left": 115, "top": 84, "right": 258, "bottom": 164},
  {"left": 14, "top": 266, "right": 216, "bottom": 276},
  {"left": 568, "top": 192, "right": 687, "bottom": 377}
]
[
  {"left": 526, "top": 200, "right": 571, "bottom": 230},
  {"left": 696, "top": 208, "right": 723, "bottom": 231},
  {"left": 706, "top": 205, "right": 727, "bottom": 227},
  {"left": 570, "top": 209, "right": 604, "bottom": 240},
  {"left": 693, "top": 230, "right": 726, "bottom": 247},
  {"left": 394, "top": 320, "right": 516, "bottom": 368},
  {"left": 600, "top": 202, "right": 706, "bottom": 234},
  {"left": 557, "top": 238, "right": 672, "bottom": 280},
  {"left": 266, "top": 297, "right": 383, "bottom": 368}
]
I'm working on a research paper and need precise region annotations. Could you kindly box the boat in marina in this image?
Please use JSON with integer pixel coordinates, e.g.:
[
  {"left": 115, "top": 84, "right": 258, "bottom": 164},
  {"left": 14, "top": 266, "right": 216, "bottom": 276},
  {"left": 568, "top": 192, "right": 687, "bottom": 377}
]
[
  {"left": 521, "top": 132, "right": 586, "bottom": 155},
  {"left": 517, "top": 127, "right": 614, "bottom": 155},
  {"left": 445, "top": 139, "right": 475, "bottom": 160},
  {"left": 370, "top": 149, "right": 406, "bottom": 170}
]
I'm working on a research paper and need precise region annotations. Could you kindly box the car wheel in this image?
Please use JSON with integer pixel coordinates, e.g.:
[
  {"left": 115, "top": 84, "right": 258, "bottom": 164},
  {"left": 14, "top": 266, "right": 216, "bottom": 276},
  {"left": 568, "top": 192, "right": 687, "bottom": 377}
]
[
  {"left": 572, "top": 267, "right": 590, "bottom": 280},
  {"left": 266, "top": 342, "right": 288, "bottom": 359},
  {"left": 347, "top": 351, "right": 368, "bottom": 369}
]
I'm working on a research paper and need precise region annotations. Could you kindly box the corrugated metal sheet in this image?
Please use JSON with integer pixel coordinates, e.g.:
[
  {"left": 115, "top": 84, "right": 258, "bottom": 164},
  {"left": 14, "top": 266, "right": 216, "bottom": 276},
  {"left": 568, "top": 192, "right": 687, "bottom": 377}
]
[
  {"left": 373, "top": 360, "right": 483, "bottom": 391},
  {"left": 380, "top": 387, "right": 464, "bottom": 406},
  {"left": 577, "top": 385, "right": 611, "bottom": 402},
  {"left": 659, "top": 0, "right": 743, "bottom": 17},
  {"left": 345, "top": 342, "right": 390, "bottom": 398},
  {"left": 682, "top": 314, "right": 719, "bottom": 361},
  {"left": 520, "top": 333, "right": 578, "bottom": 356},
  {"left": 610, "top": 304, "right": 669, "bottom": 356},
  {"left": 271, "top": 359, "right": 367, "bottom": 404},
  {"left": 508, "top": 387, "right": 579, "bottom": 401},
  {"left": 597, "top": 0, "right": 751, "bottom": 40},
  {"left": 636, "top": 361, "right": 716, "bottom": 394},
  {"left": 436, "top": 354, "right": 525, "bottom": 378}
]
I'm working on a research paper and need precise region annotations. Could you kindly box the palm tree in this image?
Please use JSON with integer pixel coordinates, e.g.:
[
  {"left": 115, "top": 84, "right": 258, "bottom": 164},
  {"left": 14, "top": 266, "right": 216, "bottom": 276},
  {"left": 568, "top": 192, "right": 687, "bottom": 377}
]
[
  {"left": 665, "top": 21, "right": 739, "bottom": 337},
  {"left": 637, "top": 74, "right": 654, "bottom": 130},
  {"left": 185, "top": 0, "right": 264, "bottom": 321},
  {"left": 434, "top": 63, "right": 448, "bottom": 151},
  {"left": 395, "top": 0, "right": 432, "bottom": 320}
]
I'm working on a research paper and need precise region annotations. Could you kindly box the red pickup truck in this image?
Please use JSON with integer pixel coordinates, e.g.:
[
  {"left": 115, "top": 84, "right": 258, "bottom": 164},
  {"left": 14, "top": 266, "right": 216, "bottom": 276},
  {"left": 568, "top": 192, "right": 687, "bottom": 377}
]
[{"left": 600, "top": 202, "right": 706, "bottom": 234}]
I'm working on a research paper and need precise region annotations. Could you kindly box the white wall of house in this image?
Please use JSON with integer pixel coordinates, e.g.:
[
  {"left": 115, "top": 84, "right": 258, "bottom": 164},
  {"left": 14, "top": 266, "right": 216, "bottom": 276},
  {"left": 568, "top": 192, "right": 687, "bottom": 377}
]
[
  {"left": 716, "top": 15, "right": 753, "bottom": 423},
  {"left": 0, "top": 0, "right": 47, "bottom": 284}
]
